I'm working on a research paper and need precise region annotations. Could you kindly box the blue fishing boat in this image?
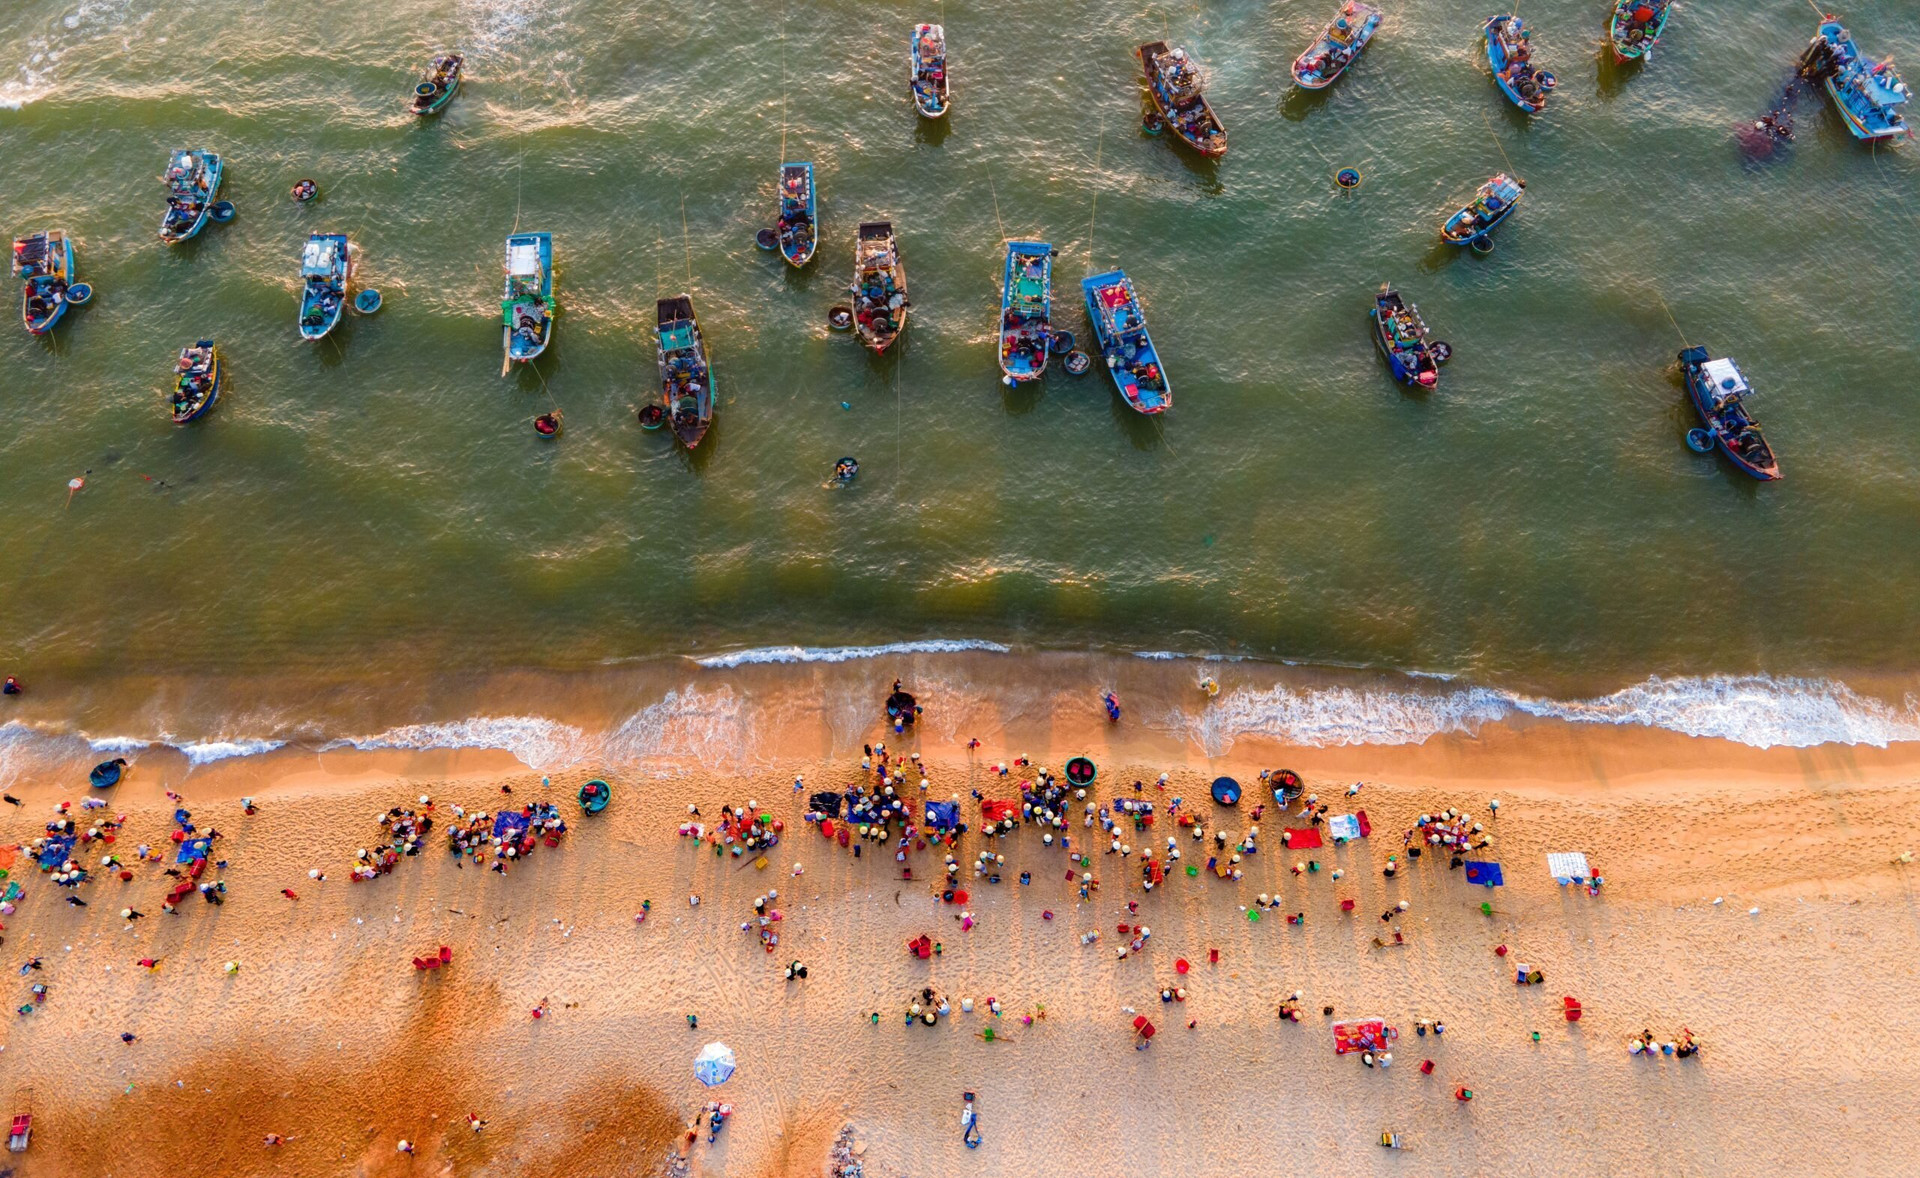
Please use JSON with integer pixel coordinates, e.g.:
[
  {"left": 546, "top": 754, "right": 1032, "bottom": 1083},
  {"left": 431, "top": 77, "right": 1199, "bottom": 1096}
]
[
  {"left": 1371, "top": 285, "right": 1440, "bottom": 390},
  {"left": 1484, "top": 15, "right": 1554, "bottom": 113},
  {"left": 579, "top": 779, "right": 611, "bottom": 813},
  {"left": 171, "top": 339, "right": 221, "bottom": 423},
  {"left": 159, "top": 149, "right": 223, "bottom": 244},
  {"left": 411, "top": 54, "right": 463, "bottom": 116},
  {"left": 502, "top": 232, "right": 555, "bottom": 365},
  {"left": 911, "top": 23, "right": 949, "bottom": 118},
  {"left": 777, "top": 163, "right": 816, "bottom": 268},
  {"left": 998, "top": 241, "right": 1053, "bottom": 385},
  {"left": 1137, "top": 41, "right": 1226, "bottom": 157},
  {"left": 297, "top": 233, "right": 350, "bottom": 340},
  {"left": 1679, "top": 347, "right": 1780, "bottom": 481},
  {"left": 657, "top": 295, "right": 715, "bottom": 448},
  {"left": 13, "top": 230, "right": 74, "bottom": 336},
  {"left": 1804, "top": 20, "right": 1910, "bottom": 142},
  {"left": 1610, "top": 0, "right": 1672, "bottom": 64},
  {"left": 853, "top": 221, "right": 907, "bottom": 353},
  {"left": 1081, "top": 270, "right": 1170, "bottom": 414},
  {"left": 89, "top": 758, "right": 128, "bottom": 789},
  {"left": 1441, "top": 173, "right": 1525, "bottom": 244},
  {"left": 1291, "top": 2, "right": 1382, "bottom": 90}
]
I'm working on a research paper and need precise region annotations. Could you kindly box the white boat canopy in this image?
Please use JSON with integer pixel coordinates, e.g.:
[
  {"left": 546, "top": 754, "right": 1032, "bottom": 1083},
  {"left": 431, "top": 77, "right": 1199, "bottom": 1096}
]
[
  {"left": 1700, "top": 358, "right": 1749, "bottom": 396},
  {"left": 301, "top": 238, "right": 339, "bottom": 275},
  {"left": 507, "top": 242, "right": 542, "bottom": 276}
]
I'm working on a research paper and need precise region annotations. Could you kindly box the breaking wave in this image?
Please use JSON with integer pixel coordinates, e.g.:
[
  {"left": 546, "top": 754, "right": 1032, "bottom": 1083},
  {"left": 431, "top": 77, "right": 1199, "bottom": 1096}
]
[{"left": 693, "top": 639, "right": 1010, "bottom": 668}]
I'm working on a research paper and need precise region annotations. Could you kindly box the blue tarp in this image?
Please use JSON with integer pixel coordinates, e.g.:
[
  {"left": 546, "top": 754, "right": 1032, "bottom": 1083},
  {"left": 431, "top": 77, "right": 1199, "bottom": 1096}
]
[
  {"left": 1464, "top": 860, "right": 1504, "bottom": 887},
  {"left": 925, "top": 801, "right": 959, "bottom": 830},
  {"left": 492, "top": 810, "right": 532, "bottom": 839},
  {"left": 38, "top": 835, "right": 76, "bottom": 869},
  {"left": 177, "top": 837, "right": 211, "bottom": 864}
]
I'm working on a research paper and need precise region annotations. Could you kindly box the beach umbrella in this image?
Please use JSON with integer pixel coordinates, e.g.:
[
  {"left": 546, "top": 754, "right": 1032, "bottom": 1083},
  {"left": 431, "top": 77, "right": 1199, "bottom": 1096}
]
[{"left": 693, "top": 1042, "right": 737, "bottom": 1087}]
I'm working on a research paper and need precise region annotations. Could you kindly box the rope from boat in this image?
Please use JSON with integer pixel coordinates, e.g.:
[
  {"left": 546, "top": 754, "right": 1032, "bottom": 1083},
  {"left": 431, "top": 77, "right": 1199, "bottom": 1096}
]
[
  {"left": 1085, "top": 121, "right": 1104, "bottom": 272},
  {"left": 681, "top": 194, "right": 695, "bottom": 290},
  {"left": 986, "top": 168, "right": 1006, "bottom": 243},
  {"left": 1480, "top": 107, "right": 1518, "bottom": 176},
  {"left": 778, "top": 0, "right": 789, "bottom": 165},
  {"left": 894, "top": 346, "right": 904, "bottom": 504},
  {"left": 1653, "top": 289, "right": 1689, "bottom": 347},
  {"left": 1801, "top": 0, "right": 1830, "bottom": 21}
]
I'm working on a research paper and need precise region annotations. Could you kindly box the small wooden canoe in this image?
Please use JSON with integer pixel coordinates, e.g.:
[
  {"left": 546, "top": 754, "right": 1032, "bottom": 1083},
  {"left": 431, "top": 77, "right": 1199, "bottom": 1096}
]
[
  {"left": 852, "top": 221, "right": 907, "bottom": 353},
  {"left": 657, "top": 294, "right": 715, "bottom": 448},
  {"left": 1137, "top": 41, "right": 1226, "bottom": 157}
]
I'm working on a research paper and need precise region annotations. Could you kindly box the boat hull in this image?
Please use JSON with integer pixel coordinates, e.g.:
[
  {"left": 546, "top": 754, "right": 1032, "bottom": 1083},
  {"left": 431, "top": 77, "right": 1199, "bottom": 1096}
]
[
  {"left": 173, "top": 345, "right": 221, "bottom": 423},
  {"left": 1290, "top": 3, "right": 1382, "bottom": 90},
  {"left": 1680, "top": 347, "right": 1781, "bottom": 481},
  {"left": 1441, "top": 175, "right": 1524, "bottom": 244},
  {"left": 778, "top": 163, "right": 817, "bottom": 268},
  {"left": 1082, "top": 270, "right": 1170, "bottom": 414},
  {"left": 658, "top": 295, "right": 715, "bottom": 448},
  {"left": 854, "top": 221, "right": 906, "bottom": 354},
  {"left": 1485, "top": 16, "right": 1547, "bottom": 113},
  {"left": 159, "top": 151, "right": 223, "bottom": 244},
  {"left": 504, "top": 232, "right": 556, "bottom": 364},
  {"left": 1370, "top": 292, "right": 1437, "bottom": 389},
  {"left": 298, "top": 233, "right": 350, "bottom": 340},
  {"left": 1137, "top": 41, "right": 1227, "bottom": 157},
  {"left": 412, "top": 56, "right": 464, "bottom": 116},
  {"left": 911, "top": 24, "right": 950, "bottom": 118},
  {"left": 18, "top": 232, "right": 74, "bottom": 336},
  {"left": 999, "top": 242, "right": 1052, "bottom": 384},
  {"left": 1609, "top": 0, "right": 1671, "bottom": 63}
]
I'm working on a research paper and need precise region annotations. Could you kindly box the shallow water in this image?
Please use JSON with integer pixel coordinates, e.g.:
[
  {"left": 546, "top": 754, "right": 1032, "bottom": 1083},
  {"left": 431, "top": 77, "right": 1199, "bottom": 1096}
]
[{"left": 2, "top": 0, "right": 1918, "bottom": 741}]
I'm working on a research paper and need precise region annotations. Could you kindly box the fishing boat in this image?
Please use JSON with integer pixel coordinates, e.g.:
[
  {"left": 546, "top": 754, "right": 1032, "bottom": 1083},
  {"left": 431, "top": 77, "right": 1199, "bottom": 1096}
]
[
  {"left": 1441, "top": 174, "right": 1525, "bottom": 244},
  {"left": 1370, "top": 285, "right": 1440, "bottom": 390},
  {"left": 1290, "top": 2, "right": 1383, "bottom": 90},
  {"left": 1081, "top": 270, "right": 1170, "bottom": 414},
  {"left": 852, "top": 221, "right": 907, "bottom": 353},
  {"left": 998, "top": 241, "right": 1053, "bottom": 385},
  {"left": 89, "top": 757, "right": 128, "bottom": 789},
  {"left": 1485, "top": 15, "right": 1554, "bottom": 112},
  {"left": 1803, "top": 20, "right": 1910, "bottom": 142},
  {"left": 171, "top": 339, "right": 221, "bottom": 423},
  {"left": 1679, "top": 346, "right": 1780, "bottom": 481},
  {"left": 777, "top": 163, "right": 817, "bottom": 268},
  {"left": 411, "top": 54, "right": 463, "bottom": 116},
  {"left": 1609, "top": 0, "right": 1672, "bottom": 64},
  {"left": 158, "top": 149, "right": 223, "bottom": 243},
  {"left": 656, "top": 295, "right": 715, "bottom": 448},
  {"left": 297, "top": 233, "right": 350, "bottom": 340},
  {"left": 910, "top": 23, "right": 949, "bottom": 118},
  {"left": 13, "top": 230, "right": 74, "bottom": 336},
  {"left": 502, "top": 232, "right": 555, "bottom": 364},
  {"left": 1137, "top": 41, "right": 1226, "bottom": 157}
]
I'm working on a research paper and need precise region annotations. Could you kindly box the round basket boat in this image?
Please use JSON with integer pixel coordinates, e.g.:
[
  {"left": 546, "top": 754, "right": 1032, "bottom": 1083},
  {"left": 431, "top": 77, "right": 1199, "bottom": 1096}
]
[
  {"left": 1142, "top": 111, "right": 1165, "bottom": 136},
  {"left": 1469, "top": 237, "right": 1495, "bottom": 256},
  {"left": 535, "top": 412, "right": 562, "bottom": 440},
  {"left": 1685, "top": 428, "right": 1714, "bottom": 453},
  {"left": 638, "top": 403, "right": 666, "bottom": 430},
  {"left": 1431, "top": 341, "right": 1453, "bottom": 363},
  {"left": 209, "top": 200, "right": 236, "bottom": 222},
  {"left": 1335, "top": 167, "right": 1363, "bottom": 190},
  {"left": 1064, "top": 757, "right": 1097, "bottom": 787},
  {"left": 1048, "top": 330, "right": 1075, "bottom": 355},
  {"left": 66, "top": 283, "right": 93, "bottom": 305},
  {"left": 89, "top": 758, "right": 126, "bottom": 789},
  {"left": 833, "top": 456, "right": 859, "bottom": 483},
  {"left": 291, "top": 179, "right": 319, "bottom": 203},
  {"left": 1064, "top": 350, "right": 1091, "bottom": 376},
  {"left": 1211, "top": 776, "right": 1242, "bottom": 806},
  {"left": 579, "top": 778, "right": 612, "bottom": 814},
  {"left": 354, "top": 289, "right": 382, "bottom": 314},
  {"left": 416, "top": 82, "right": 438, "bottom": 98},
  {"left": 827, "top": 305, "right": 853, "bottom": 331},
  {"left": 1271, "top": 769, "right": 1304, "bottom": 803},
  {"left": 756, "top": 228, "right": 779, "bottom": 251}
]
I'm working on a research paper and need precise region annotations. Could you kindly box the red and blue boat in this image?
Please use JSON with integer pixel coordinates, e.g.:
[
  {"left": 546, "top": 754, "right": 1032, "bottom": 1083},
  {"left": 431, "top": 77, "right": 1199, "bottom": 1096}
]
[
  {"left": 1609, "top": 0, "right": 1672, "bottom": 65},
  {"left": 1484, "top": 15, "right": 1554, "bottom": 113},
  {"left": 1370, "top": 285, "right": 1441, "bottom": 390},
  {"left": 1291, "top": 2, "right": 1382, "bottom": 90},
  {"left": 1680, "top": 347, "right": 1780, "bottom": 481},
  {"left": 171, "top": 340, "right": 221, "bottom": 423},
  {"left": 998, "top": 241, "right": 1053, "bottom": 385},
  {"left": 1082, "top": 270, "right": 1169, "bottom": 414}
]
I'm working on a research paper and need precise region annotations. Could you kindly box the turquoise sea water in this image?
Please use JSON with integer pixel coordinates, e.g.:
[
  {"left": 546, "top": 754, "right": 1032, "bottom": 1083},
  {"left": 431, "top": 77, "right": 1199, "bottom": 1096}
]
[{"left": 2, "top": 0, "right": 1918, "bottom": 746}]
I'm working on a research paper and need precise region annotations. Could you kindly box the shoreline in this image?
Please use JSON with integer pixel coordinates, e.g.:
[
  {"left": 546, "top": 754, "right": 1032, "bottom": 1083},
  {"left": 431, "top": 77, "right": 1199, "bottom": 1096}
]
[{"left": 2, "top": 667, "right": 1919, "bottom": 1175}]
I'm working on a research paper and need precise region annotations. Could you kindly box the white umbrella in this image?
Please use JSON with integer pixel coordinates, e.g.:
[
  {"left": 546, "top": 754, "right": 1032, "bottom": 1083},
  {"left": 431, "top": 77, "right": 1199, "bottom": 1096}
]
[{"left": 693, "top": 1042, "right": 737, "bottom": 1087}]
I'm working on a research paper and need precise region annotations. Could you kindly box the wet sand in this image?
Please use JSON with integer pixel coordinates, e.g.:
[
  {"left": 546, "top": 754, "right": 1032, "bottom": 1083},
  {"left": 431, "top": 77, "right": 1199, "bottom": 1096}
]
[{"left": 4, "top": 692, "right": 1920, "bottom": 1177}]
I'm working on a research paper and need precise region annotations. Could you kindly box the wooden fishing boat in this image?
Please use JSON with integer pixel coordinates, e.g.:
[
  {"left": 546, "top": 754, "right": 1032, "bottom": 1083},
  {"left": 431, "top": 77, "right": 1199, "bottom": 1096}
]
[
  {"left": 1485, "top": 15, "right": 1554, "bottom": 113},
  {"left": 13, "top": 230, "right": 74, "bottom": 336},
  {"left": 1291, "top": 2, "right": 1382, "bottom": 90},
  {"left": 297, "top": 233, "right": 350, "bottom": 340},
  {"left": 1370, "top": 285, "right": 1439, "bottom": 390},
  {"left": 910, "top": 23, "right": 949, "bottom": 118},
  {"left": 159, "top": 149, "right": 223, "bottom": 243},
  {"left": 852, "top": 221, "right": 907, "bottom": 353},
  {"left": 1804, "top": 20, "right": 1910, "bottom": 142},
  {"left": 998, "top": 241, "right": 1053, "bottom": 385},
  {"left": 1441, "top": 174, "right": 1525, "bottom": 244},
  {"left": 1679, "top": 347, "right": 1780, "bottom": 481},
  {"left": 411, "top": 54, "right": 463, "bottom": 116},
  {"left": 1137, "top": 41, "right": 1226, "bottom": 157},
  {"left": 777, "top": 163, "right": 817, "bottom": 268},
  {"left": 502, "top": 232, "right": 555, "bottom": 364},
  {"left": 657, "top": 295, "right": 715, "bottom": 448},
  {"left": 171, "top": 339, "right": 221, "bottom": 423},
  {"left": 1081, "top": 270, "right": 1170, "bottom": 414},
  {"left": 1609, "top": 0, "right": 1672, "bottom": 64}
]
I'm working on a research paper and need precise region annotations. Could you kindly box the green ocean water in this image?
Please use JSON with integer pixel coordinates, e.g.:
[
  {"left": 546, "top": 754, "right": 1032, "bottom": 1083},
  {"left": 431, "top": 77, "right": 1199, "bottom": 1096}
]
[{"left": 2, "top": 0, "right": 1918, "bottom": 706}]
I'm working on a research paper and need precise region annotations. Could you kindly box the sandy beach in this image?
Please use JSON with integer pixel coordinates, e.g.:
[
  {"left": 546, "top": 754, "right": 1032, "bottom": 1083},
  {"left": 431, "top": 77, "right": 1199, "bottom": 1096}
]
[{"left": 4, "top": 666, "right": 1920, "bottom": 1178}]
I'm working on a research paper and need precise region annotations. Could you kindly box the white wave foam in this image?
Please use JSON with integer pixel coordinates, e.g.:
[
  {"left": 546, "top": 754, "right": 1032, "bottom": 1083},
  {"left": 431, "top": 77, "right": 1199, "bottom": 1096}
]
[
  {"left": 604, "top": 687, "right": 749, "bottom": 766},
  {"left": 87, "top": 735, "right": 156, "bottom": 754},
  {"left": 1177, "top": 674, "right": 1920, "bottom": 754},
  {"left": 694, "top": 639, "right": 1010, "bottom": 668},
  {"left": 177, "top": 738, "right": 286, "bottom": 766},
  {"left": 331, "top": 716, "right": 591, "bottom": 771},
  {"left": 1, "top": 0, "right": 138, "bottom": 109}
]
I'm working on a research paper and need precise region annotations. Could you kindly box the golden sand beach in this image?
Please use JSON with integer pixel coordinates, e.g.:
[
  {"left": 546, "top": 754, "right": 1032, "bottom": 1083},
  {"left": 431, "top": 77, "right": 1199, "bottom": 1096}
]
[{"left": 4, "top": 663, "right": 1919, "bottom": 1177}]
